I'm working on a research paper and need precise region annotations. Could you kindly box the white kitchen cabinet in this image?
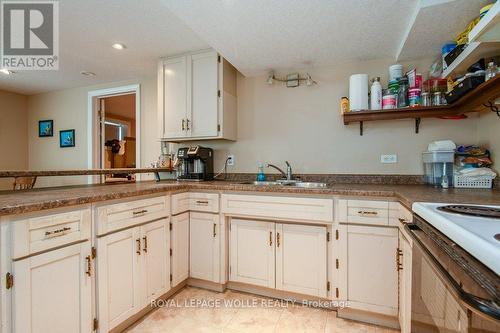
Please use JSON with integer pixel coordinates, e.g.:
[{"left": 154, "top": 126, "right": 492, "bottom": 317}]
[
  {"left": 229, "top": 219, "right": 275, "bottom": 288},
  {"left": 97, "top": 219, "right": 170, "bottom": 332},
  {"left": 347, "top": 225, "right": 398, "bottom": 316},
  {"left": 142, "top": 219, "right": 170, "bottom": 303},
  {"left": 398, "top": 230, "right": 412, "bottom": 333},
  {"left": 158, "top": 49, "right": 237, "bottom": 141},
  {"left": 190, "top": 212, "right": 220, "bottom": 282},
  {"left": 97, "top": 227, "right": 141, "bottom": 332},
  {"left": 11, "top": 241, "right": 93, "bottom": 333},
  {"left": 276, "top": 223, "right": 327, "bottom": 297},
  {"left": 171, "top": 212, "right": 189, "bottom": 286},
  {"left": 161, "top": 56, "right": 188, "bottom": 139}
]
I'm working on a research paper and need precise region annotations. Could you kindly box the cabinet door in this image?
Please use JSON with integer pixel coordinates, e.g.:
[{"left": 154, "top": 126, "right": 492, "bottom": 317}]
[
  {"left": 97, "top": 227, "right": 141, "bottom": 332},
  {"left": 171, "top": 212, "right": 189, "bottom": 286},
  {"left": 190, "top": 212, "right": 219, "bottom": 282},
  {"left": 276, "top": 223, "right": 327, "bottom": 297},
  {"left": 229, "top": 219, "right": 275, "bottom": 288},
  {"left": 12, "top": 241, "right": 92, "bottom": 333},
  {"left": 189, "top": 51, "right": 219, "bottom": 138},
  {"left": 163, "top": 56, "right": 187, "bottom": 139},
  {"left": 347, "top": 225, "right": 398, "bottom": 316},
  {"left": 142, "top": 219, "right": 170, "bottom": 304},
  {"left": 399, "top": 231, "right": 412, "bottom": 333}
]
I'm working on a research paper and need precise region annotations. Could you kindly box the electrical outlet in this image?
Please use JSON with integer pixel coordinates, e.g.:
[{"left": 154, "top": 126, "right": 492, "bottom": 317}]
[
  {"left": 381, "top": 154, "right": 398, "bottom": 164},
  {"left": 227, "top": 155, "right": 235, "bottom": 166}
]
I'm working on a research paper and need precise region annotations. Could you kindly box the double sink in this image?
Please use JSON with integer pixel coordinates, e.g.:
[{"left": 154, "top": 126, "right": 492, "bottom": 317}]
[{"left": 240, "top": 180, "right": 328, "bottom": 188}]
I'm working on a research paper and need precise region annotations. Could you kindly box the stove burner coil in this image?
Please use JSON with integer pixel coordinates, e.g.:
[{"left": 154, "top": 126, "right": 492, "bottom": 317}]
[{"left": 437, "top": 205, "right": 500, "bottom": 219}]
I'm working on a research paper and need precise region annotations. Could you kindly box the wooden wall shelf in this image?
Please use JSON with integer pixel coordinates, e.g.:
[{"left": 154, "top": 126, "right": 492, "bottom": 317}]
[{"left": 343, "top": 75, "right": 500, "bottom": 135}]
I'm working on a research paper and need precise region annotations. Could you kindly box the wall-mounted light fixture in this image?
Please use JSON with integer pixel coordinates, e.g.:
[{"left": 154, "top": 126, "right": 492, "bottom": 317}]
[{"left": 266, "top": 71, "right": 317, "bottom": 87}]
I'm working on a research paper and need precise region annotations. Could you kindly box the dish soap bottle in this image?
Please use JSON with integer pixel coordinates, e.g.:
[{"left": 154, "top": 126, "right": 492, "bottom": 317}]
[{"left": 256, "top": 163, "right": 266, "bottom": 181}]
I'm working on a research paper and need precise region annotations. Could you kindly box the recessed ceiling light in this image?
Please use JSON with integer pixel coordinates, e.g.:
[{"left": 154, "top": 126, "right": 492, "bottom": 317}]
[
  {"left": 112, "top": 43, "right": 126, "bottom": 50},
  {"left": 80, "top": 70, "right": 96, "bottom": 77},
  {"left": 0, "top": 68, "right": 13, "bottom": 75}
]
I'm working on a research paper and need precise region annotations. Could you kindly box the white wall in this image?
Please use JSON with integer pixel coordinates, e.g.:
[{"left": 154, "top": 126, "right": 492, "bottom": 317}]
[
  {"left": 477, "top": 111, "right": 500, "bottom": 174},
  {"left": 0, "top": 90, "right": 28, "bottom": 190},
  {"left": 27, "top": 77, "right": 159, "bottom": 187},
  {"left": 190, "top": 58, "right": 479, "bottom": 175}
]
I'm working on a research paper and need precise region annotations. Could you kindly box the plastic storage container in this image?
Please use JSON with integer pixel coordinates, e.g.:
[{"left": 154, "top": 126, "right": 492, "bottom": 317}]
[
  {"left": 423, "top": 151, "right": 455, "bottom": 187},
  {"left": 454, "top": 175, "right": 493, "bottom": 189}
]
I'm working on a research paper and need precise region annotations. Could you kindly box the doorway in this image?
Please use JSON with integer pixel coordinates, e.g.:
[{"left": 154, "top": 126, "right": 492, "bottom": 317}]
[{"left": 87, "top": 85, "right": 140, "bottom": 183}]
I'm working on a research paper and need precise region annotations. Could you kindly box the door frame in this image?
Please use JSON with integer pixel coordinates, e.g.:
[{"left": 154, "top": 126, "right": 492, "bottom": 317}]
[{"left": 87, "top": 84, "right": 141, "bottom": 183}]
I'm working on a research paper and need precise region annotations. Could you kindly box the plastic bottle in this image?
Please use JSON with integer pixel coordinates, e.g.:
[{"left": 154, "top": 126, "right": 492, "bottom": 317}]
[
  {"left": 370, "top": 77, "right": 382, "bottom": 110},
  {"left": 256, "top": 163, "right": 266, "bottom": 181}
]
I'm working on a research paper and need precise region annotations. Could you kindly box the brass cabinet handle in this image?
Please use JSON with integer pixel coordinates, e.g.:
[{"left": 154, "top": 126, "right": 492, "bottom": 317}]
[
  {"left": 142, "top": 236, "right": 148, "bottom": 253},
  {"left": 132, "top": 209, "right": 148, "bottom": 216},
  {"left": 45, "top": 226, "right": 71, "bottom": 238},
  {"left": 269, "top": 231, "right": 273, "bottom": 247},
  {"left": 358, "top": 210, "right": 378, "bottom": 217},
  {"left": 186, "top": 119, "right": 190, "bottom": 131},
  {"left": 85, "top": 255, "right": 91, "bottom": 277},
  {"left": 196, "top": 200, "right": 209, "bottom": 205},
  {"left": 396, "top": 248, "right": 403, "bottom": 271},
  {"left": 277, "top": 232, "right": 281, "bottom": 247},
  {"left": 182, "top": 119, "right": 185, "bottom": 131},
  {"left": 136, "top": 238, "right": 141, "bottom": 255},
  {"left": 213, "top": 223, "right": 217, "bottom": 237}
]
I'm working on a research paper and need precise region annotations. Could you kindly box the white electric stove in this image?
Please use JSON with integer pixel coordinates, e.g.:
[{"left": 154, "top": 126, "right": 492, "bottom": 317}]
[{"left": 412, "top": 202, "right": 500, "bottom": 275}]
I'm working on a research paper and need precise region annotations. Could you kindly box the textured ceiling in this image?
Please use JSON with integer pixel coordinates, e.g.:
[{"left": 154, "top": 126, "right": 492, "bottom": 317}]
[
  {"left": 0, "top": 0, "right": 208, "bottom": 95},
  {"left": 161, "top": 0, "right": 420, "bottom": 76}
]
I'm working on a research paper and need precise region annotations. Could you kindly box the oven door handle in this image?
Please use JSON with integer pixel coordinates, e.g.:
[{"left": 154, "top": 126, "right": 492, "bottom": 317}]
[{"left": 405, "top": 223, "right": 500, "bottom": 321}]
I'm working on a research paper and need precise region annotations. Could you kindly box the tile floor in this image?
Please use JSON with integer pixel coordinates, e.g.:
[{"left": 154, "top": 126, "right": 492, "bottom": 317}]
[{"left": 125, "top": 287, "right": 400, "bottom": 333}]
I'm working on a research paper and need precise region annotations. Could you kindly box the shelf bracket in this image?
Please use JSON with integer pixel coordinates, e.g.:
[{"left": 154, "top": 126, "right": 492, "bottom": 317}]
[
  {"left": 359, "top": 121, "right": 363, "bottom": 136},
  {"left": 415, "top": 118, "right": 421, "bottom": 134}
]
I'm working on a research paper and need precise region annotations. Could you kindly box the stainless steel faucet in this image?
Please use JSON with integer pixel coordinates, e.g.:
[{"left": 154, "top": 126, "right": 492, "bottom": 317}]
[{"left": 267, "top": 161, "right": 293, "bottom": 181}]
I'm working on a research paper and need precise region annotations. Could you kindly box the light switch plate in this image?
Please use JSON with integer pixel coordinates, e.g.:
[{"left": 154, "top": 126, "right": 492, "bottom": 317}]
[{"left": 381, "top": 154, "right": 398, "bottom": 164}]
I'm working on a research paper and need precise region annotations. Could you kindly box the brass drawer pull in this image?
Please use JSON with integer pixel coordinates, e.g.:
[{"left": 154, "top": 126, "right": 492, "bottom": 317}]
[
  {"left": 45, "top": 226, "right": 71, "bottom": 238},
  {"left": 85, "top": 255, "right": 91, "bottom": 277},
  {"left": 396, "top": 248, "right": 403, "bottom": 271},
  {"left": 182, "top": 119, "right": 185, "bottom": 131},
  {"left": 195, "top": 200, "right": 209, "bottom": 205},
  {"left": 277, "top": 232, "right": 280, "bottom": 247},
  {"left": 398, "top": 217, "right": 408, "bottom": 224},
  {"left": 186, "top": 119, "right": 190, "bottom": 131},
  {"left": 269, "top": 231, "right": 273, "bottom": 247},
  {"left": 358, "top": 210, "right": 378, "bottom": 217},
  {"left": 213, "top": 223, "right": 217, "bottom": 237},
  {"left": 136, "top": 238, "right": 141, "bottom": 255},
  {"left": 142, "top": 236, "right": 148, "bottom": 253},
  {"left": 132, "top": 209, "right": 148, "bottom": 216}
]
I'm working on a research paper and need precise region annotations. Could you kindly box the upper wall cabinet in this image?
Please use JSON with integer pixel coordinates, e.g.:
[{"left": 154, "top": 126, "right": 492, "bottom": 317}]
[{"left": 158, "top": 49, "right": 238, "bottom": 141}]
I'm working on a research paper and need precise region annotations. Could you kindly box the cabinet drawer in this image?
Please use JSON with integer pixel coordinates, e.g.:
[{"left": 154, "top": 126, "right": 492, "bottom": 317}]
[
  {"left": 97, "top": 195, "right": 169, "bottom": 235},
  {"left": 12, "top": 208, "right": 91, "bottom": 259},
  {"left": 221, "top": 194, "right": 333, "bottom": 222},
  {"left": 189, "top": 193, "right": 219, "bottom": 213},
  {"left": 339, "top": 199, "right": 389, "bottom": 226},
  {"left": 172, "top": 192, "right": 219, "bottom": 214}
]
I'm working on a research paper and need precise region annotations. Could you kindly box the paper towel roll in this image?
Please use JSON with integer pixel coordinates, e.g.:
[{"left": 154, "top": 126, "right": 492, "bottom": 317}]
[{"left": 349, "top": 74, "right": 369, "bottom": 111}]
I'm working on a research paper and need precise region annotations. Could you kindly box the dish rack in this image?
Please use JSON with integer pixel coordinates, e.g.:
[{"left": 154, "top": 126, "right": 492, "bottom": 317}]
[{"left": 453, "top": 175, "right": 494, "bottom": 188}]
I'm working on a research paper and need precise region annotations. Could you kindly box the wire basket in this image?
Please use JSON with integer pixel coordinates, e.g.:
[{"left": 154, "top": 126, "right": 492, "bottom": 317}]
[{"left": 453, "top": 175, "right": 494, "bottom": 189}]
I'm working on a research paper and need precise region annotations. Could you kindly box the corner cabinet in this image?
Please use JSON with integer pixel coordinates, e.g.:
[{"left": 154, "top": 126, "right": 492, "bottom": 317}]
[{"left": 158, "top": 49, "right": 238, "bottom": 141}]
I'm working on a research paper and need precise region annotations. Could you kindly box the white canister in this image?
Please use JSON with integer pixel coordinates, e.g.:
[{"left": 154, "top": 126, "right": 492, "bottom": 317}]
[
  {"left": 349, "top": 74, "right": 369, "bottom": 111},
  {"left": 389, "top": 64, "right": 403, "bottom": 81}
]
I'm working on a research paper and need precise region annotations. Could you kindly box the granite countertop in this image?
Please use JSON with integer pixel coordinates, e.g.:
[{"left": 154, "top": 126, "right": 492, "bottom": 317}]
[{"left": 1, "top": 180, "right": 499, "bottom": 216}]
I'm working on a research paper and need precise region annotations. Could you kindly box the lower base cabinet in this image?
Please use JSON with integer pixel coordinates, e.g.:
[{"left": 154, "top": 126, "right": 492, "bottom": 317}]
[
  {"left": 171, "top": 212, "right": 189, "bottom": 286},
  {"left": 190, "top": 212, "right": 220, "bottom": 282},
  {"left": 276, "top": 223, "right": 327, "bottom": 297},
  {"left": 97, "top": 219, "right": 169, "bottom": 332},
  {"left": 346, "top": 225, "right": 398, "bottom": 316},
  {"left": 230, "top": 219, "right": 328, "bottom": 297},
  {"left": 11, "top": 241, "right": 93, "bottom": 333}
]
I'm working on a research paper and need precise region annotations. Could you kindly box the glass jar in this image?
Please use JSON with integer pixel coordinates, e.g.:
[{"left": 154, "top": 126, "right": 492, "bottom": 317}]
[
  {"left": 485, "top": 62, "right": 498, "bottom": 81},
  {"left": 397, "top": 77, "right": 409, "bottom": 108},
  {"left": 432, "top": 92, "right": 447, "bottom": 106},
  {"left": 421, "top": 92, "right": 431, "bottom": 107}
]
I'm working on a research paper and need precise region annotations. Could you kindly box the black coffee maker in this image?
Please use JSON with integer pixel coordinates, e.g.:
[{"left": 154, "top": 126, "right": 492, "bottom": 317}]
[{"left": 176, "top": 146, "right": 214, "bottom": 181}]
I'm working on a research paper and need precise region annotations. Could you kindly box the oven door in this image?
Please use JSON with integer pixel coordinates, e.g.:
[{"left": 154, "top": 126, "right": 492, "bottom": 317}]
[{"left": 407, "top": 215, "right": 500, "bottom": 333}]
